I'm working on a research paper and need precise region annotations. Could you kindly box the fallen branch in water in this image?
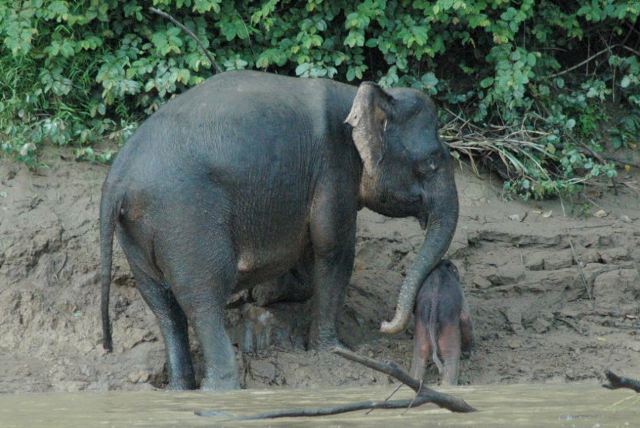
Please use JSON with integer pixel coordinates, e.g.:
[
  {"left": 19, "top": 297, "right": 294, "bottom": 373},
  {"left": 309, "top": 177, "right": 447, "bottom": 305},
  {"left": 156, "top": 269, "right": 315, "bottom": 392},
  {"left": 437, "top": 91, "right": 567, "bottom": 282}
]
[
  {"left": 196, "top": 346, "right": 475, "bottom": 420},
  {"left": 332, "top": 346, "right": 475, "bottom": 413},
  {"left": 197, "top": 396, "right": 449, "bottom": 420},
  {"left": 603, "top": 370, "right": 640, "bottom": 393}
]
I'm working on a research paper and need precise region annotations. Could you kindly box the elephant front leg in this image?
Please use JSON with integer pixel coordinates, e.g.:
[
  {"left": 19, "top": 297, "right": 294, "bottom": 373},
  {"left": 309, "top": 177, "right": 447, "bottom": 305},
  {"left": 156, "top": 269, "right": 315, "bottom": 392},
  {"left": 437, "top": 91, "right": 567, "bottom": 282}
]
[
  {"left": 308, "top": 246, "right": 355, "bottom": 349},
  {"left": 307, "top": 188, "right": 357, "bottom": 350}
]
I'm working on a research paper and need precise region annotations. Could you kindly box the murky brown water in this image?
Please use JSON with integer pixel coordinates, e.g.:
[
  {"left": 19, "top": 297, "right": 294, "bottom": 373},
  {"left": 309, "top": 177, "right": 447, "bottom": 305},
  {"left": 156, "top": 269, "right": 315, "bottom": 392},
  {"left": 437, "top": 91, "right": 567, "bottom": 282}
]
[{"left": 0, "top": 383, "right": 637, "bottom": 427}]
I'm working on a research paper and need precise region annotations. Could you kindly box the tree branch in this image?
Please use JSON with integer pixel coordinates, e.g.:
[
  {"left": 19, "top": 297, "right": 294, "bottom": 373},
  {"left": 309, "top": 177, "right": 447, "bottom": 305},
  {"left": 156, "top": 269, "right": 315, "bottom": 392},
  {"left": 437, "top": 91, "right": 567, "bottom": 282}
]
[
  {"left": 603, "top": 370, "right": 640, "bottom": 393},
  {"left": 544, "top": 44, "right": 640, "bottom": 79},
  {"left": 332, "top": 346, "right": 476, "bottom": 413},
  {"left": 200, "top": 396, "right": 439, "bottom": 420},
  {"left": 196, "top": 347, "right": 475, "bottom": 420},
  {"left": 149, "top": 7, "right": 222, "bottom": 74}
]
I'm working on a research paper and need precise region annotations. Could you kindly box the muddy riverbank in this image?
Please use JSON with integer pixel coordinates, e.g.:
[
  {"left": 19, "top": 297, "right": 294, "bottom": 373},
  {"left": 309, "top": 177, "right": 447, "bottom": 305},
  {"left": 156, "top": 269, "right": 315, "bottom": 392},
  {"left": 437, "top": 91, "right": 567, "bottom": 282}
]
[{"left": 1, "top": 148, "right": 639, "bottom": 392}]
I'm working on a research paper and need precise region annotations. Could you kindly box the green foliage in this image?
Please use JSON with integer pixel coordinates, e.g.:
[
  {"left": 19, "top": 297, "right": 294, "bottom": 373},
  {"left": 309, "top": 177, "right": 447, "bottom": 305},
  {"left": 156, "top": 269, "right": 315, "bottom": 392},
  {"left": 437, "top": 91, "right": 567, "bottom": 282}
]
[{"left": 0, "top": 0, "right": 639, "bottom": 198}]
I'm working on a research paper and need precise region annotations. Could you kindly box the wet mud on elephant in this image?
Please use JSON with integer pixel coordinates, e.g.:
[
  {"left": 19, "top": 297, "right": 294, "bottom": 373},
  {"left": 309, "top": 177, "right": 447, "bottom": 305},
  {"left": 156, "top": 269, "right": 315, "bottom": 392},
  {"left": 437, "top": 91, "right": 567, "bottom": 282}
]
[{"left": 99, "top": 71, "right": 459, "bottom": 390}]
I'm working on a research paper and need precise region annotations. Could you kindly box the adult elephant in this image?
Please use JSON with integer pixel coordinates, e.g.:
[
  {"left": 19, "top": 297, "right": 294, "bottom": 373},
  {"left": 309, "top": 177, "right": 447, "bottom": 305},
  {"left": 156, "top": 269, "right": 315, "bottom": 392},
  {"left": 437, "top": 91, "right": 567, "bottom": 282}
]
[{"left": 100, "top": 71, "right": 459, "bottom": 390}]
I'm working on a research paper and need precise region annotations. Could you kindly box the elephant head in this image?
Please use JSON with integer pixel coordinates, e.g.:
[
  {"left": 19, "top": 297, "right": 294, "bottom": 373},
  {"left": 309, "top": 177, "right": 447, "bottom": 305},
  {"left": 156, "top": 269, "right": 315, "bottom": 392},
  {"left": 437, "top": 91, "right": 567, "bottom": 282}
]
[{"left": 346, "top": 82, "right": 459, "bottom": 334}]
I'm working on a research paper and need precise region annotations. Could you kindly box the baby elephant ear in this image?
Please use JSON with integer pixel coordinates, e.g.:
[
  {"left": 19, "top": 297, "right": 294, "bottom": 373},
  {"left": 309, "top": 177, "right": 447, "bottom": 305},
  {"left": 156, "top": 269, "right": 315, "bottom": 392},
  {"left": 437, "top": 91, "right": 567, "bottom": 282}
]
[{"left": 345, "top": 82, "right": 394, "bottom": 177}]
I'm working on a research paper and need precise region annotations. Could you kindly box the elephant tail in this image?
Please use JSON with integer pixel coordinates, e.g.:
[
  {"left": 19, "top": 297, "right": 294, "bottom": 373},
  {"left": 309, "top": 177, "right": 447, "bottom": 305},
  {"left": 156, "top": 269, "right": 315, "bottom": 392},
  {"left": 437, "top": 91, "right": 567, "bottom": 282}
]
[
  {"left": 429, "top": 282, "right": 444, "bottom": 375},
  {"left": 99, "top": 185, "right": 122, "bottom": 353}
]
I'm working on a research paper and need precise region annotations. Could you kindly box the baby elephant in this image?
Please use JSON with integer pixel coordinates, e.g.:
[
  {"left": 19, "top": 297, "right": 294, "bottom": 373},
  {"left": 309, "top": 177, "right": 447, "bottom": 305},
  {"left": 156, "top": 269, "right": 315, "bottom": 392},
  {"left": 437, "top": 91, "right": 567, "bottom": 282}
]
[{"left": 411, "top": 259, "right": 474, "bottom": 385}]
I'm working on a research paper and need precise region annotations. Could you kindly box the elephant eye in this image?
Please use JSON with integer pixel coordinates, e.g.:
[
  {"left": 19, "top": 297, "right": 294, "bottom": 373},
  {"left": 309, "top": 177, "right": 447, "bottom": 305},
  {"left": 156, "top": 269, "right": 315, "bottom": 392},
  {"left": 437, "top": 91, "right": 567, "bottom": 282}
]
[
  {"left": 416, "top": 147, "right": 442, "bottom": 174},
  {"left": 415, "top": 160, "right": 432, "bottom": 177}
]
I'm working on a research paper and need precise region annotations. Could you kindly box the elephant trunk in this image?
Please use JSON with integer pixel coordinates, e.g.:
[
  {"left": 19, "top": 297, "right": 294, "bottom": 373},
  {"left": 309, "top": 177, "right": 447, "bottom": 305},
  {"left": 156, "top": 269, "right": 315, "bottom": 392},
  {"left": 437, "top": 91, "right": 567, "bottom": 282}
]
[{"left": 380, "top": 177, "right": 459, "bottom": 334}]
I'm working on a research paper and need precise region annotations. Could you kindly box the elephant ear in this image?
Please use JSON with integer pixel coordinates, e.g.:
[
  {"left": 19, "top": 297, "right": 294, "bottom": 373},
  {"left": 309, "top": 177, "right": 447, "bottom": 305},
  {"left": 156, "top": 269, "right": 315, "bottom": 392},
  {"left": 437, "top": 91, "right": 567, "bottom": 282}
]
[{"left": 345, "top": 82, "right": 394, "bottom": 177}]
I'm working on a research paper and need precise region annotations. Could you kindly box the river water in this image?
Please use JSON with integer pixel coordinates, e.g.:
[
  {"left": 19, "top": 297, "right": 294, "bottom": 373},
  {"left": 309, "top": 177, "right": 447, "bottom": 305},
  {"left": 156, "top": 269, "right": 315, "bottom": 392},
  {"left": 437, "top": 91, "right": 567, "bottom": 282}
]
[{"left": 0, "top": 383, "right": 637, "bottom": 427}]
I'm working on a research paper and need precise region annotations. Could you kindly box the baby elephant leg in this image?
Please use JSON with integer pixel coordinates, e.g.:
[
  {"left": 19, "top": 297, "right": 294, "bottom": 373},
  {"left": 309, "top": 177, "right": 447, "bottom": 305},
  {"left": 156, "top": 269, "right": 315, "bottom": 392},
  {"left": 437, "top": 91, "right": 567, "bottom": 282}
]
[
  {"left": 460, "top": 306, "right": 475, "bottom": 355},
  {"left": 410, "top": 319, "right": 432, "bottom": 380},
  {"left": 438, "top": 324, "right": 461, "bottom": 385}
]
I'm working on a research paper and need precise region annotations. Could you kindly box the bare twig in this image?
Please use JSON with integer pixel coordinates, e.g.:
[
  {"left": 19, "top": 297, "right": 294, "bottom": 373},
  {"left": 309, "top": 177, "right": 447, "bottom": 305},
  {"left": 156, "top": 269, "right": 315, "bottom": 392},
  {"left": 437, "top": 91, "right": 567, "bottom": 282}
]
[
  {"left": 603, "top": 370, "right": 640, "bottom": 393},
  {"left": 567, "top": 235, "right": 592, "bottom": 300},
  {"left": 619, "top": 45, "right": 640, "bottom": 57},
  {"left": 441, "top": 109, "right": 616, "bottom": 194},
  {"left": 566, "top": 223, "right": 616, "bottom": 230},
  {"left": 626, "top": 22, "right": 640, "bottom": 39},
  {"left": 149, "top": 7, "right": 222, "bottom": 73},
  {"left": 554, "top": 316, "right": 584, "bottom": 335},
  {"left": 53, "top": 251, "right": 67, "bottom": 280},
  {"left": 544, "top": 44, "right": 640, "bottom": 79},
  {"left": 402, "top": 379, "right": 423, "bottom": 414},
  {"left": 544, "top": 48, "right": 611, "bottom": 78},
  {"left": 620, "top": 181, "right": 640, "bottom": 194},
  {"left": 366, "top": 382, "right": 403, "bottom": 415},
  {"left": 603, "top": 156, "right": 640, "bottom": 170},
  {"left": 578, "top": 143, "right": 606, "bottom": 165}
]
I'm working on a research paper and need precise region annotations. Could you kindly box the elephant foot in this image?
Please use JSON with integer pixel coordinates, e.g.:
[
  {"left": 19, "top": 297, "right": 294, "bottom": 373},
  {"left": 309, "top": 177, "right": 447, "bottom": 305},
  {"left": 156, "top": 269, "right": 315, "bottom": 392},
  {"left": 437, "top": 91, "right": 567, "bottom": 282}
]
[
  {"left": 200, "top": 375, "right": 240, "bottom": 391},
  {"left": 167, "top": 378, "right": 196, "bottom": 390}
]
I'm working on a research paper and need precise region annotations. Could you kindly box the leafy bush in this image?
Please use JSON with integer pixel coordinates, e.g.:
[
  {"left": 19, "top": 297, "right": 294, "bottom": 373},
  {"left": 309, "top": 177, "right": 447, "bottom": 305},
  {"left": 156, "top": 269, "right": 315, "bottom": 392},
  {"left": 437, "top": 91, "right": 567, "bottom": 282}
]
[{"left": 1, "top": 0, "right": 638, "bottom": 198}]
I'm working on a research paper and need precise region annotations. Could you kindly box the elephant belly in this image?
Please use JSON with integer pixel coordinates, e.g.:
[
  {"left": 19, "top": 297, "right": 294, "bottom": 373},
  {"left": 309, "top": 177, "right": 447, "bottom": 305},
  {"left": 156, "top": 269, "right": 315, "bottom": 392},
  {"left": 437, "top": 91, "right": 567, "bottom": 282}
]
[
  {"left": 231, "top": 187, "right": 313, "bottom": 289},
  {"left": 235, "top": 242, "right": 308, "bottom": 288}
]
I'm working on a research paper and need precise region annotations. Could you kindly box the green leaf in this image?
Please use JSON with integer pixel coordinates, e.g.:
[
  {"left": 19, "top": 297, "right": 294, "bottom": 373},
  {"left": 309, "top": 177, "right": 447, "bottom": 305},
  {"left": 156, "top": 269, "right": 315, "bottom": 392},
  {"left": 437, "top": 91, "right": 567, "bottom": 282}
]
[
  {"left": 480, "top": 77, "right": 494, "bottom": 88},
  {"left": 295, "top": 63, "right": 311, "bottom": 76},
  {"left": 193, "top": 0, "right": 221, "bottom": 14},
  {"left": 60, "top": 40, "right": 75, "bottom": 58},
  {"left": 346, "top": 67, "right": 356, "bottom": 81},
  {"left": 565, "top": 118, "right": 576, "bottom": 130},
  {"left": 620, "top": 75, "right": 631, "bottom": 88},
  {"left": 47, "top": 1, "right": 69, "bottom": 21}
]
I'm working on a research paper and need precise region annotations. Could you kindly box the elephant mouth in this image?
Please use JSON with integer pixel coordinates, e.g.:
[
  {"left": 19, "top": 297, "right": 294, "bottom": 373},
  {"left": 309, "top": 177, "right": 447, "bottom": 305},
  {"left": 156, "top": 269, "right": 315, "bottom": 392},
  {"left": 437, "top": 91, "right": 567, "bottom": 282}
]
[
  {"left": 417, "top": 211, "right": 429, "bottom": 230},
  {"left": 417, "top": 189, "right": 430, "bottom": 230}
]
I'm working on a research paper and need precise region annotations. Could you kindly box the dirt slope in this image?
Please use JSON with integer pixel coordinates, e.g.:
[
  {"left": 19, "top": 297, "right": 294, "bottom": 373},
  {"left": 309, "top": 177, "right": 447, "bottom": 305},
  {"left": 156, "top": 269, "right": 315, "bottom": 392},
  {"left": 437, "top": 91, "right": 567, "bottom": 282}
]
[{"left": 1, "top": 149, "right": 639, "bottom": 393}]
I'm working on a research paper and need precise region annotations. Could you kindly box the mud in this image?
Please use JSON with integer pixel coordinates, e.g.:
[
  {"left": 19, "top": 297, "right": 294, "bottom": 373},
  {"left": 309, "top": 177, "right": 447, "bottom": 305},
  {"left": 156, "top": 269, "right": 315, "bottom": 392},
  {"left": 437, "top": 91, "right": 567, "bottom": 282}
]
[{"left": 1, "top": 148, "right": 639, "bottom": 393}]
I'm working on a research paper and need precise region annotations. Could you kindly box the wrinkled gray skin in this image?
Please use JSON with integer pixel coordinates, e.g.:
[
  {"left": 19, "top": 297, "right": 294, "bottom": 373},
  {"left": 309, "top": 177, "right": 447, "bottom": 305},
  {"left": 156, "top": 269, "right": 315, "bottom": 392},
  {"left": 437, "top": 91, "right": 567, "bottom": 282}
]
[
  {"left": 100, "top": 71, "right": 459, "bottom": 390},
  {"left": 411, "top": 260, "right": 474, "bottom": 385}
]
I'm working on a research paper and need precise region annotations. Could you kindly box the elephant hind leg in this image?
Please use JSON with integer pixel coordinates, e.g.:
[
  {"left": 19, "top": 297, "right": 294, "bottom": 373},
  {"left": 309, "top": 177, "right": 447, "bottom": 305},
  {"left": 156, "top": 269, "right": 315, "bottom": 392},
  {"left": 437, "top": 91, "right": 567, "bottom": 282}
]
[
  {"left": 438, "top": 324, "right": 461, "bottom": 386},
  {"left": 159, "top": 223, "right": 240, "bottom": 391},
  {"left": 410, "top": 319, "right": 431, "bottom": 380},
  {"left": 127, "top": 261, "right": 196, "bottom": 390},
  {"left": 460, "top": 308, "right": 474, "bottom": 354},
  {"left": 116, "top": 226, "right": 195, "bottom": 390}
]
